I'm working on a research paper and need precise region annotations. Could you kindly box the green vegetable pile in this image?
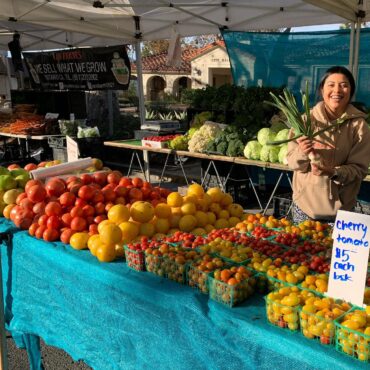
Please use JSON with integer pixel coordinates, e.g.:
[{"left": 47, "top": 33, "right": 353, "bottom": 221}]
[{"left": 207, "top": 125, "right": 247, "bottom": 157}]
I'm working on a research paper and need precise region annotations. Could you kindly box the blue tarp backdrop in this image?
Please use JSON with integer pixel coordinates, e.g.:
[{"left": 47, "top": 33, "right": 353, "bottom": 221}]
[{"left": 222, "top": 29, "right": 370, "bottom": 106}]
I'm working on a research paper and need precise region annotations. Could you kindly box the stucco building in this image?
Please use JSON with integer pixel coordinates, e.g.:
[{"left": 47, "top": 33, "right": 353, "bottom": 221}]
[{"left": 132, "top": 41, "right": 233, "bottom": 100}]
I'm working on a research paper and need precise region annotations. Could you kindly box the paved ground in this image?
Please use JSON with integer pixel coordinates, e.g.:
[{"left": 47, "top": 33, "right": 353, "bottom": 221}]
[{"left": 7, "top": 333, "right": 92, "bottom": 370}]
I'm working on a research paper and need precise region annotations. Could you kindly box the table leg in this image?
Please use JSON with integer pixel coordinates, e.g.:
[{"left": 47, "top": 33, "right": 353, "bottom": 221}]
[
  {"left": 142, "top": 150, "right": 150, "bottom": 182},
  {"left": 262, "top": 171, "right": 286, "bottom": 215},
  {"left": 158, "top": 152, "right": 171, "bottom": 187},
  {"left": 244, "top": 167, "right": 263, "bottom": 211},
  {"left": 127, "top": 151, "right": 147, "bottom": 182},
  {"left": 175, "top": 154, "right": 189, "bottom": 186}
]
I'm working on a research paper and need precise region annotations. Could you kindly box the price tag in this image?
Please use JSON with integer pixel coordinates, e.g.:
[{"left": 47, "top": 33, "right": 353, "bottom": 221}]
[
  {"left": 66, "top": 135, "right": 79, "bottom": 162},
  {"left": 45, "top": 113, "right": 59, "bottom": 120},
  {"left": 327, "top": 210, "right": 370, "bottom": 306}
]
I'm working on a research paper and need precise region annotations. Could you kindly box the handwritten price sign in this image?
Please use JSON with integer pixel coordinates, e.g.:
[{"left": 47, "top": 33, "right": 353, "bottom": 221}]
[{"left": 327, "top": 210, "right": 370, "bottom": 306}]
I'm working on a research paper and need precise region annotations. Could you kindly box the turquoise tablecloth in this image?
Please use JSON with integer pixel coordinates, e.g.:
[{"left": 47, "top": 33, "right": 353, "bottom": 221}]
[{"left": 0, "top": 224, "right": 368, "bottom": 370}]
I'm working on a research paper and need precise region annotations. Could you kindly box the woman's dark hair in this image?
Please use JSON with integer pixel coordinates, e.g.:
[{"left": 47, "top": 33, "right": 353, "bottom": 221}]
[{"left": 318, "top": 66, "right": 356, "bottom": 100}]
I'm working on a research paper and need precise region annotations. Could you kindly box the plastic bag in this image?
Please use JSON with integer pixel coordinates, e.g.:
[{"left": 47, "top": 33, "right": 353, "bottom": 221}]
[{"left": 77, "top": 126, "right": 100, "bottom": 138}]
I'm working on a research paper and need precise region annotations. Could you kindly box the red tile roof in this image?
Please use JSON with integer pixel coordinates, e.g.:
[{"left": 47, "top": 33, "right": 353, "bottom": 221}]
[{"left": 132, "top": 40, "right": 225, "bottom": 74}]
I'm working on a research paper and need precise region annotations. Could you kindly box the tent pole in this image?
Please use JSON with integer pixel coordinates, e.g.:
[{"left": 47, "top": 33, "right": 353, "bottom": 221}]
[
  {"left": 349, "top": 22, "right": 355, "bottom": 72},
  {"left": 353, "top": 18, "right": 361, "bottom": 92},
  {"left": 4, "top": 55, "right": 12, "bottom": 100},
  {"left": 134, "top": 40, "right": 145, "bottom": 127}
]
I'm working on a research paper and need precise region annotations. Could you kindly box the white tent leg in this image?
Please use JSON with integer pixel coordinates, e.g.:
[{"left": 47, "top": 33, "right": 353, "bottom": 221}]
[
  {"left": 348, "top": 22, "right": 355, "bottom": 72},
  {"left": 4, "top": 55, "right": 12, "bottom": 100},
  {"left": 134, "top": 40, "right": 145, "bottom": 127},
  {"left": 352, "top": 19, "right": 361, "bottom": 91},
  {"left": 107, "top": 90, "right": 113, "bottom": 136}
]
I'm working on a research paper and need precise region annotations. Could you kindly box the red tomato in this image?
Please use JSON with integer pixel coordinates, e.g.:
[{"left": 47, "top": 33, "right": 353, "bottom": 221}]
[
  {"left": 105, "top": 202, "right": 114, "bottom": 212},
  {"left": 119, "top": 177, "right": 132, "bottom": 187},
  {"left": 33, "top": 201, "right": 46, "bottom": 215},
  {"left": 59, "top": 192, "right": 76, "bottom": 207},
  {"left": 80, "top": 173, "right": 93, "bottom": 185},
  {"left": 61, "top": 213, "right": 73, "bottom": 226},
  {"left": 25, "top": 179, "right": 43, "bottom": 194},
  {"left": 7, "top": 164, "right": 20, "bottom": 170},
  {"left": 78, "top": 185, "right": 95, "bottom": 201},
  {"left": 70, "top": 216, "right": 88, "bottom": 232},
  {"left": 45, "top": 201, "right": 62, "bottom": 216},
  {"left": 94, "top": 202, "right": 106, "bottom": 215},
  {"left": 129, "top": 188, "right": 143, "bottom": 201},
  {"left": 89, "top": 224, "right": 99, "bottom": 236},
  {"left": 68, "top": 182, "right": 82, "bottom": 195},
  {"left": 19, "top": 197, "right": 34, "bottom": 210},
  {"left": 47, "top": 215, "right": 61, "bottom": 230},
  {"left": 93, "top": 172, "right": 107, "bottom": 186},
  {"left": 24, "top": 163, "right": 37, "bottom": 171},
  {"left": 74, "top": 198, "right": 87, "bottom": 208},
  {"left": 131, "top": 177, "right": 143, "bottom": 188},
  {"left": 102, "top": 188, "right": 116, "bottom": 203},
  {"left": 82, "top": 204, "right": 95, "bottom": 217},
  {"left": 60, "top": 228, "right": 75, "bottom": 244},
  {"left": 35, "top": 225, "right": 46, "bottom": 239},
  {"left": 107, "top": 172, "right": 121, "bottom": 184},
  {"left": 16, "top": 192, "right": 28, "bottom": 205},
  {"left": 70, "top": 206, "right": 83, "bottom": 218},
  {"left": 66, "top": 176, "right": 80, "bottom": 184},
  {"left": 115, "top": 197, "right": 126, "bottom": 205},
  {"left": 38, "top": 214, "right": 49, "bottom": 226},
  {"left": 114, "top": 185, "right": 129, "bottom": 198},
  {"left": 27, "top": 184, "right": 47, "bottom": 203},
  {"left": 92, "top": 191, "right": 104, "bottom": 204},
  {"left": 43, "top": 228, "right": 59, "bottom": 242},
  {"left": 28, "top": 222, "right": 39, "bottom": 236},
  {"left": 46, "top": 178, "right": 66, "bottom": 197},
  {"left": 94, "top": 214, "right": 107, "bottom": 224}
]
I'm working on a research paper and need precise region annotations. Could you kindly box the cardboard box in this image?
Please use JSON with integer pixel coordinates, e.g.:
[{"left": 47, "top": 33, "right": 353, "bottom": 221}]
[{"left": 141, "top": 139, "right": 169, "bottom": 148}]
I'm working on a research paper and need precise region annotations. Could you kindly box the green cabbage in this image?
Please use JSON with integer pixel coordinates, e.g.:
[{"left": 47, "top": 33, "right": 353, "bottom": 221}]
[
  {"left": 260, "top": 145, "right": 280, "bottom": 163},
  {"left": 278, "top": 144, "right": 289, "bottom": 164},
  {"left": 274, "top": 128, "right": 290, "bottom": 143},
  {"left": 244, "top": 140, "right": 262, "bottom": 160},
  {"left": 257, "top": 128, "right": 276, "bottom": 146}
]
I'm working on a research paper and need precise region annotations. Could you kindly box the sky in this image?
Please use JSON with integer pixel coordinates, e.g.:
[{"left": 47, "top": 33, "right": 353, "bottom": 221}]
[{"left": 291, "top": 24, "right": 343, "bottom": 32}]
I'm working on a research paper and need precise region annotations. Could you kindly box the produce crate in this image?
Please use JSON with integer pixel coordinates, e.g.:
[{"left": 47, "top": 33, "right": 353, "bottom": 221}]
[
  {"left": 265, "top": 293, "right": 301, "bottom": 332},
  {"left": 208, "top": 272, "right": 256, "bottom": 307},
  {"left": 335, "top": 307, "right": 370, "bottom": 362},
  {"left": 145, "top": 250, "right": 165, "bottom": 277},
  {"left": 299, "top": 299, "right": 350, "bottom": 346},
  {"left": 124, "top": 245, "right": 146, "bottom": 272},
  {"left": 187, "top": 264, "right": 212, "bottom": 294},
  {"left": 52, "top": 148, "right": 68, "bottom": 162},
  {"left": 273, "top": 193, "right": 293, "bottom": 219},
  {"left": 141, "top": 139, "right": 169, "bottom": 148},
  {"left": 355, "top": 200, "right": 370, "bottom": 215},
  {"left": 48, "top": 136, "right": 66, "bottom": 148},
  {"left": 164, "top": 256, "right": 189, "bottom": 284}
]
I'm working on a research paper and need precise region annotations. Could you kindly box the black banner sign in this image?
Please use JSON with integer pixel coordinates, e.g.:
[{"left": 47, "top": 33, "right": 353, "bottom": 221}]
[{"left": 23, "top": 45, "right": 131, "bottom": 90}]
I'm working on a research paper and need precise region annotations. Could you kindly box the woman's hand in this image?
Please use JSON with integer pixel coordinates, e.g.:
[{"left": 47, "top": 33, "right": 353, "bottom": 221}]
[
  {"left": 311, "top": 163, "right": 336, "bottom": 177},
  {"left": 296, "top": 136, "right": 313, "bottom": 155}
]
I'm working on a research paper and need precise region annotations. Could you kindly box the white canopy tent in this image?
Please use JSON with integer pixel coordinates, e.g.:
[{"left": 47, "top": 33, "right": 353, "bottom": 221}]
[
  {"left": 0, "top": 2, "right": 369, "bottom": 369},
  {"left": 1, "top": 1, "right": 369, "bottom": 120},
  {"left": 1, "top": 1, "right": 370, "bottom": 47}
]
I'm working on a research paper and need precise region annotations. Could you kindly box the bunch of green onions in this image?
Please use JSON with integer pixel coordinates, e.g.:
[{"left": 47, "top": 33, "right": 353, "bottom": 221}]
[{"left": 266, "top": 81, "right": 348, "bottom": 165}]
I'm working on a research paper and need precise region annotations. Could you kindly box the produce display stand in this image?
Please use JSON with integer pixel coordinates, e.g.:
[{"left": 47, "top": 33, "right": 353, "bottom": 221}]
[
  {"left": 1, "top": 228, "right": 367, "bottom": 370},
  {"left": 0, "top": 132, "right": 63, "bottom": 161},
  {"left": 105, "top": 140, "right": 291, "bottom": 213},
  {"left": 105, "top": 140, "right": 370, "bottom": 215}
]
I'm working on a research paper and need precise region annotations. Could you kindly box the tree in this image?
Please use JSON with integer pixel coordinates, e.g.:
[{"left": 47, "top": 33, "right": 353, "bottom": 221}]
[{"left": 141, "top": 40, "right": 169, "bottom": 57}]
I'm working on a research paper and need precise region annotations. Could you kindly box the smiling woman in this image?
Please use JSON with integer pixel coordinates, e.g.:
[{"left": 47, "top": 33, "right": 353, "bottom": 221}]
[{"left": 287, "top": 66, "right": 370, "bottom": 224}]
